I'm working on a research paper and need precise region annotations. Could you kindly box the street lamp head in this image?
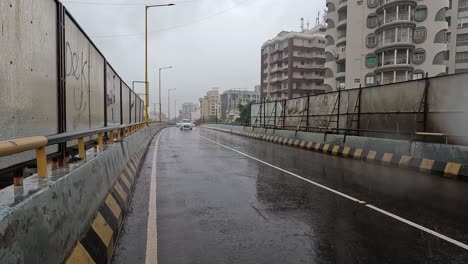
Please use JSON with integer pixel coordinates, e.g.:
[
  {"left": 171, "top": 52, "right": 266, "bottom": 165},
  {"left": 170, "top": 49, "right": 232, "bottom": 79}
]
[{"left": 147, "top": 3, "right": 176, "bottom": 9}]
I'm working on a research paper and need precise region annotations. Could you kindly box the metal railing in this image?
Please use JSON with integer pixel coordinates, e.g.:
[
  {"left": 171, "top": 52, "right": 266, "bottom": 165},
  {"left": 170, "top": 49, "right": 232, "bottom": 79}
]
[{"left": 0, "top": 122, "right": 152, "bottom": 180}]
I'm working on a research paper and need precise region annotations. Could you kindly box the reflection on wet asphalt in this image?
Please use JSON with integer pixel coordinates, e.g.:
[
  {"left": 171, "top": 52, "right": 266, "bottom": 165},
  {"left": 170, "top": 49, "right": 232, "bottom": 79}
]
[{"left": 120, "top": 127, "right": 468, "bottom": 264}]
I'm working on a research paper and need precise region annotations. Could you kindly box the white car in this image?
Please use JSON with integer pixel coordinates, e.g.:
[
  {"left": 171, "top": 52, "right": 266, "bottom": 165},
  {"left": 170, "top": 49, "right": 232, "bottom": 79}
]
[
  {"left": 176, "top": 121, "right": 181, "bottom": 127},
  {"left": 180, "top": 119, "right": 193, "bottom": 130}
]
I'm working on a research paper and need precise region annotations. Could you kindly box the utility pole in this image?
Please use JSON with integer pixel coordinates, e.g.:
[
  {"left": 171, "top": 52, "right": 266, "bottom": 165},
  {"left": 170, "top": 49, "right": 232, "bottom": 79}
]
[{"left": 144, "top": 4, "right": 174, "bottom": 124}]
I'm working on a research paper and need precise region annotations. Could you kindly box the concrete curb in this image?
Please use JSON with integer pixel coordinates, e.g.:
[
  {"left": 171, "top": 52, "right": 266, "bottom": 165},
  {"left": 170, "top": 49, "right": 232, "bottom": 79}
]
[
  {"left": 64, "top": 140, "right": 148, "bottom": 264},
  {"left": 64, "top": 142, "right": 147, "bottom": 264},
  {"left": 205, "top": 126, "right": 468, "bottom": 180}
]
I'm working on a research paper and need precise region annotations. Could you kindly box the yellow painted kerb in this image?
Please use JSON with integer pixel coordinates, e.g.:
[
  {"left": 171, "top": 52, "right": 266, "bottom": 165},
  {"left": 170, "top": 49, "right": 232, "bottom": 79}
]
[
  {"left": 105, "top": 194, "right": 121, "bottom": 220},
  {"left": 444, "top": 162, "right": 462, "bottom": 177},
  {"left": 367, "top": 150, "right": 377, "bottom": 160},
  {"left": 91, "top": 212, "right": 113, "bottom": 247},
  {"left": 332, "top": 145, "right": 340, "bottom": 155},
  {"left": 420, "top": 159, "right": 435, "bottom": 171},
  {"left": 322, "top": 144, "right": 330, "bottom": 153},
  {"left": 114, "top": 182, "right": 128, "bottom": 202},
  {"left": 120, "top": 174, "right": 131, "bottom": 190},
  {"left": 342, "top": 147, "right": 351, "bottom": 157},
  {"left": 354, "top": 149, "right": 363, "bottom": 158},
  {"left": 382, "top": 153, "right": 393, "bottom": 163},
  {"left": 65, "top": 242, "right": 96, "bottom": 264}
]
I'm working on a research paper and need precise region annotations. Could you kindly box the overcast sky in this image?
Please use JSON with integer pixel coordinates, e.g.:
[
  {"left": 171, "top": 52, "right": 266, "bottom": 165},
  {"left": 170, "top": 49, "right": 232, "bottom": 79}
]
[{"left": 62, "top": 0, "right": 325, "bottom": 115}]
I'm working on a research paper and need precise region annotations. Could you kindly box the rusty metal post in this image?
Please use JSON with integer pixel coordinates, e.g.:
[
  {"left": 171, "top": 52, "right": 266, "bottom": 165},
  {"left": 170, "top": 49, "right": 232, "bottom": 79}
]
[
  {"left": 78, "top": 138, "right": 86, "bottom": 159},
  {"left": 98, "top": 133, "right": 104, "bottom": 152},
  {"left": 36, "top": 147, "right": 48, "bottom": 179},
  {"left": 109, "top": 130, "right": 114, "bottom": 144},
  {"left": 13, "top": 168, "right": 23, "bottom": 187},
  {"left": 117, "top": 129, "right": 122, "bottom": 141}
]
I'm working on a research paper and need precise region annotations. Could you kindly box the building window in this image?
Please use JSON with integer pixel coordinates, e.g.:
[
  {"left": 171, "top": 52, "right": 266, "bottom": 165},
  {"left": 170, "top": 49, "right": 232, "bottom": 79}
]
[
  {"left": 366, "top": 33, "right": 377, "bottom": 48},
  {"left": 415, "top": 6, "right": 428, "bottom": 22},
  {"left": 458, "top": 16, "right": 468, "bottom": 27},
  {"left": 460, "top": 0, "right": 468, "bottom": 8},
  {"left": 414, "top": 27, "right": 427, "bottom": 43},
  {"left": 367, "top": 0, "right": 378, "bottom": 8},
  {"left": 337, "top": 63, "right": 346, "bottom": 73},
  {"left": 365, "top": 54, "right": 377, "bottom": 67},
  {"left": 365, "top": 75, "right": 375, "bottom": 86},
  {"left": 456, "top": 51, "right": 468, "bottom": 63},
  {"left": 412, "top": 72, "right": 424, "bottom": 80},
  {"left": 367, "top": 14, "right": 378, "bottom": 28},
  {"left": 413, "top": 49, "right": 426, "bottom": 64},
  {"left": 457, "top": 33, "right": 468, "bottom": 46}
]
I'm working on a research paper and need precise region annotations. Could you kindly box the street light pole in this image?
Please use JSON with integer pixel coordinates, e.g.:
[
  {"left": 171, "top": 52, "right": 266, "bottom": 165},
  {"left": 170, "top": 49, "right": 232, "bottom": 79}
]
[
  {"left": 144, "top": 3, "right": 174, "bottom": 125},
  {"left": 158, "top": 66, "right": 172, "bottom": 122},
  {"left": 168, "top": 88, "right": 176, "bottom": 121}
]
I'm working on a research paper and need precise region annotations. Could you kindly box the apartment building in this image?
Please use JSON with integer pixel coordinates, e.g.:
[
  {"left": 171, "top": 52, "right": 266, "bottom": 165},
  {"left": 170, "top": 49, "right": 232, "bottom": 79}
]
[
  {"left": 220, "top": 86, "right": 261, "bottom": 121},
  {"left": 199, "top": 88, "right": 221, "bottom": 120},
  {"left": 180, "top": 102, "right": 199, "bottom": 120},
  {"left": 447, "top": 0, "right": 468, "bottom": 73},
  {"left": 324, "top": 0, "right": 450, "bottom": 90},
  {"left": 261, "top": 25, "right": 327, "bottom": 100}
]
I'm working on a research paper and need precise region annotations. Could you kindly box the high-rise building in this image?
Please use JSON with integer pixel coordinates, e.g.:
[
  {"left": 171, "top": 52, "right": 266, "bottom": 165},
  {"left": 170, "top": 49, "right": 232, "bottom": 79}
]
[
  {"left": 447, "top": 0, "right": 468, "bottom": 74},
  {"left": 324, "top": 0, "right": 450, "bottom": 90},
  {"left": 261, "top": 25, "right": 327, "bottom": 100},
  {"left": 199, "top": 88, "right": 221, "bottom": 120},
  {"left": 220, "top": 87, "right": 261, "bottom": 121}
]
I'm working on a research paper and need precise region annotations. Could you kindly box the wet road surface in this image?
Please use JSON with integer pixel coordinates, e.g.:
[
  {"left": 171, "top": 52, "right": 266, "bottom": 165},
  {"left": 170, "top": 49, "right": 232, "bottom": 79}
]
[{"left": 113, "top": 127, "right": 468, "bottom": 264}]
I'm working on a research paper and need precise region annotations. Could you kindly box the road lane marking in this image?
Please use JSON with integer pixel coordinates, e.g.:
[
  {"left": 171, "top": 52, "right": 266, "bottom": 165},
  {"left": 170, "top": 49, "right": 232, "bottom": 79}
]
[
  {"left": 145, "top": 133, "right": 162, "bottom": 264},
  {"left": 366, "top": 204, "right": 468, "bottom": 250},
  {"left": 197, "top": 132, "right": 468, "bottom": 251}
]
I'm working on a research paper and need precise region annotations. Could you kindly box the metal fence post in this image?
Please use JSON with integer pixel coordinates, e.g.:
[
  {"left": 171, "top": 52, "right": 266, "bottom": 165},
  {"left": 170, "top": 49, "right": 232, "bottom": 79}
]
[
  {"left": 273, "top": 100, "right": 277, "bottom": 130},
  {"left": 57, "top": 2, "right": 67, "bottom": 164},
  {"left": 306, "top": 95, "right": 310, "bottom": 132},
  {"left": 337, "top": 88, "right": 341, "bottom": 133},
  {"left": 283, "top": 100, "right": 286, "bottom": 130},
  {"left": 357, "top": 84, "right": 362, "bottom": 136}
]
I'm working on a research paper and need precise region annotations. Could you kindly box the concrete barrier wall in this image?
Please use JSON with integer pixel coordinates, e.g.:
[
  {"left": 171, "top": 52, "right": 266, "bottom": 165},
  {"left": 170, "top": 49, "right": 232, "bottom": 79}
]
[
  {"left": 0, "top": 125, "right": 165, "bottom": 264},
  {"left": 251, "top": 73, "right": 468, "bottom": 144},
  {"left": 207, "top": 124, "right": 468, "bottom": 164}
]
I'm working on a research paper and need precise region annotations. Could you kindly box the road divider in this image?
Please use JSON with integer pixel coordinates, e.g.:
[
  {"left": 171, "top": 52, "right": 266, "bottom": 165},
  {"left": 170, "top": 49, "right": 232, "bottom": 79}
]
[{"left": 203, "top": 126, "right": 468, "bottom": 181}]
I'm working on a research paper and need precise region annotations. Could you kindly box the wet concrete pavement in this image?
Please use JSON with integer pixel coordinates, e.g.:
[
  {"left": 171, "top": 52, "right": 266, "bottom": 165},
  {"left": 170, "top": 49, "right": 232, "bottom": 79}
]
[{"left": 113, "top": 127, "right": 468, "bottom": 264}]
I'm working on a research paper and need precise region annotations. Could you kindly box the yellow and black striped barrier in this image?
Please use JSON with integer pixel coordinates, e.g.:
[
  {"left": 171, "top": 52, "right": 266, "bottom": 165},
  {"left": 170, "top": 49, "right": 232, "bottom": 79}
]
[
  {"left": 206, "top": 127, "right": 467, "bottom": 180},
  {"left": 65, "top": 145, "right": 147, "bottom": 264}
]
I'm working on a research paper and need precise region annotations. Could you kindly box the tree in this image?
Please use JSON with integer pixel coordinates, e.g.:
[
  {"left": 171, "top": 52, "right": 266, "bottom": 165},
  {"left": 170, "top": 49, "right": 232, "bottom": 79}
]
[{"left": 236, "top": 103, "right": 251, "bottom": 125}]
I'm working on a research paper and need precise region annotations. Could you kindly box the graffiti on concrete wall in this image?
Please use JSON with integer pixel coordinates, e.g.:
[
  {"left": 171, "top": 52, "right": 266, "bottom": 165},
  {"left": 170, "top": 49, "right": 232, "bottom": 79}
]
[{"left": 66, "top": 41, "right": 89, "bottom": 130}]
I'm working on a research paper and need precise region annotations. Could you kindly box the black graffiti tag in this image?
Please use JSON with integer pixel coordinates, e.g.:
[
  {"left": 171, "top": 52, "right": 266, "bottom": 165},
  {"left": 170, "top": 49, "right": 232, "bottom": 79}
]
[{"left": 66, "top": 42, "right": 89, "bottom": 130}]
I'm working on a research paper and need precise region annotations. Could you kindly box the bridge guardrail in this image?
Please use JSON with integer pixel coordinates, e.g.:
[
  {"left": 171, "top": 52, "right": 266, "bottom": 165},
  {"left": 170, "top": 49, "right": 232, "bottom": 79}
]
[{"left": 0, "top": 122, "right": 160, "bottom": 180}]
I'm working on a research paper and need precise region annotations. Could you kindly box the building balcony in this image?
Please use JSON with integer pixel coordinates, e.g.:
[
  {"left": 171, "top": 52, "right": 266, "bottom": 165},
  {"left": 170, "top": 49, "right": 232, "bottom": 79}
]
[
  {"left": 338, "top": 0, "right": 347, "bottom": 9},
  {"left": 377, "top": 18, "right": 415, "bottom": 31},
  {"left": 336, "top": 71, "right": 346, "bottom": 79},
  {"left": 337, "top": 18, "right": 347, "bottom": 29},
  {"left": 375, "top": 62, "right": 413, "bottom": 73},
  {"left": 377, "top": 0, "right": 417, "bottom": 11},
  {"left": 375, "top": 39, "right": 414, "bottom": 53}
]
